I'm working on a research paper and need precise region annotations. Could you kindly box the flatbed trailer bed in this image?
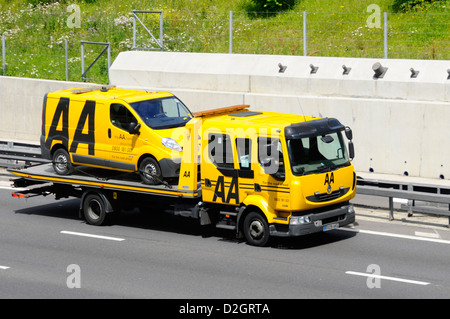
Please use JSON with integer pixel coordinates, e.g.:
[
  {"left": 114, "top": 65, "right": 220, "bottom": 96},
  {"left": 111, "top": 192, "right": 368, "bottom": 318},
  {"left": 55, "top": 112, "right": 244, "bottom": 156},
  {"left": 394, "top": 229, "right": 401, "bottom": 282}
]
[
  {"left": 9, "top": 163, "right": 203, "bottom": 226},
  {"left": 9, "top": 163, "right": 201, "bottom": 198}
]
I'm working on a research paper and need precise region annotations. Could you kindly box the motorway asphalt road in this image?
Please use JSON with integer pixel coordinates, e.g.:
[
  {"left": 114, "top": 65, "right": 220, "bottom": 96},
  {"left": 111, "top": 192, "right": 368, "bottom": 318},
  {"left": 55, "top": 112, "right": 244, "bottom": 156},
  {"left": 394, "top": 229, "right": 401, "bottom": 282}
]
[{"left": 1, "top": 176, "right": 450, "bottom": 301}]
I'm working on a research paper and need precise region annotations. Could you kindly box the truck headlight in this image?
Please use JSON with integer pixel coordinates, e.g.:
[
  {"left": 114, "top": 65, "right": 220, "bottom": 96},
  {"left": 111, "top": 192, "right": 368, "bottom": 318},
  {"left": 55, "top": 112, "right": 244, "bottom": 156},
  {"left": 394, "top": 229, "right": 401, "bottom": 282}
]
[
  {"left": 348, "top": 205, "right": 355, "bottom": 214},
  {"left": 162, "top": 138, "right": 182, "bottom": 152},
  {"left": 290, "top": 215, "right": 311, "bottom": 225}
]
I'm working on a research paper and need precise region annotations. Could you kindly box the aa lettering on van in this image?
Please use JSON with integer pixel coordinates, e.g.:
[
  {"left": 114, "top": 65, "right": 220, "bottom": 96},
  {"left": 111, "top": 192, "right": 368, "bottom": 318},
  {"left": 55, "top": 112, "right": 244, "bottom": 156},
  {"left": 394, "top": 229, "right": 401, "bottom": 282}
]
[
  {"left": 45, "top": 97, "right": 70, "bottom": 151},
  {"left": 46, "top": 98, "right": 96, "bottom": 156},
  {"left": 69, "top": 100, "right": 96, "bottom": 155}
]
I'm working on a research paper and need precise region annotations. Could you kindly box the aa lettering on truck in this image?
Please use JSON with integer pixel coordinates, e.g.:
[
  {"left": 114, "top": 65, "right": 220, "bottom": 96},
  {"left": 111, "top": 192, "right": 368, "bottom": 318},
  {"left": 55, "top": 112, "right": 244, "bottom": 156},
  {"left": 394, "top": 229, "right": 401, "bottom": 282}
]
[
  {"left": 45, "top": 97, "right": 96, "bottom": 155},
  {"left": 212, "top": 175, "right": 239, "bottom": 204}
]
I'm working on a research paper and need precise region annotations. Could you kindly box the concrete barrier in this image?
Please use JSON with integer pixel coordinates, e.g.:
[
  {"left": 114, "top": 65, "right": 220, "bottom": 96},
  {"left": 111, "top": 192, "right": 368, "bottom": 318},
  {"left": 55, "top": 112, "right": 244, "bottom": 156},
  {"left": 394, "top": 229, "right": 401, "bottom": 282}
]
[
  {"left": 0, "top": 77, "right": 90, "bottom": 144},
  {"left": 0, "top": 51, "right": 448, "bottom": 180},
  {"left": 109, "top": 51, "right": 450, "bottom": 180}
]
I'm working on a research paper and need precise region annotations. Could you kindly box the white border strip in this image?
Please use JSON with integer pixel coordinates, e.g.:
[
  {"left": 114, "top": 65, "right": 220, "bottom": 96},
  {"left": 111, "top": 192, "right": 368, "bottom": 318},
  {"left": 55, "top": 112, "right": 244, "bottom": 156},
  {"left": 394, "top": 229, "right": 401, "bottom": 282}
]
[
  {"left": 345, "top": 271, "right": 430, "bottom": 286},
  {"left": 339, "top": 228, "right": 450, "bottom": 245},
  {"left": 61, "top": 231, "right": 125, "bottom": 241}
]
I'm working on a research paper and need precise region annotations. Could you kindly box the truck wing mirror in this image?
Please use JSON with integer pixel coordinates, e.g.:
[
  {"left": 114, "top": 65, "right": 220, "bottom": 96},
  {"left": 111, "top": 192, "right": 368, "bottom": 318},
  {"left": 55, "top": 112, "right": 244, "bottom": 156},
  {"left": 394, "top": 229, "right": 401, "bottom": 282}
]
[
  {"left": 345, "top": 127, "right": 353, "bottom": 140},
  {"left": 348, "top": 140, "right": 355, "bottom": 160}
]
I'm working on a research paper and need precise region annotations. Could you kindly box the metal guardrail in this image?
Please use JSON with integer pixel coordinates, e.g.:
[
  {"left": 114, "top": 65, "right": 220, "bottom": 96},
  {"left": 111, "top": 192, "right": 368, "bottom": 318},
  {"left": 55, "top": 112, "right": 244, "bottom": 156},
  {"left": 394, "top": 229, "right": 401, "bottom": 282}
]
[
  {"left": 0, "top": 141, "right": 50, "bottom": 168},
  {"left": 357, "top": 177, "right": 450, "bottom": 225}
]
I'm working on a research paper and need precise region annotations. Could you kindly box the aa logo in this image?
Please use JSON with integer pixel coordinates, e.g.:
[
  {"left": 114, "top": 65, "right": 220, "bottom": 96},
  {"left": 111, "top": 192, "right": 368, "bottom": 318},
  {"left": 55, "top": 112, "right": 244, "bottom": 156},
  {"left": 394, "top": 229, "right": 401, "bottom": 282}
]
[{"left": 324, "top": 172, "right": 334, "bottom": 186}]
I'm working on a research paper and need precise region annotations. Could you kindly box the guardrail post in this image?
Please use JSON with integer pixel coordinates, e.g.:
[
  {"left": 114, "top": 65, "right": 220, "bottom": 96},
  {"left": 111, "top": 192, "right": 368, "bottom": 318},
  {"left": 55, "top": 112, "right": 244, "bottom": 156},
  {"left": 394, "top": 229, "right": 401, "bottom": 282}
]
[{"left": 389, "top": 197, "right": 394, "bottom": 220}]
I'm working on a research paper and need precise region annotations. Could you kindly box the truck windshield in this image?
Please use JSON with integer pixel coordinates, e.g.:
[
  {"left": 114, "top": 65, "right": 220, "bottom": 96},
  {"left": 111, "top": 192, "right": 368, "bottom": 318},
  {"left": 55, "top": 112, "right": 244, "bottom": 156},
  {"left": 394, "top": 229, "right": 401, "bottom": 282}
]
[
  {"left": 130, "top": 97, "right": 193, "bottom": 129},
  {"left": 286, "top": 131, "right": 350, "bottom": 176}
]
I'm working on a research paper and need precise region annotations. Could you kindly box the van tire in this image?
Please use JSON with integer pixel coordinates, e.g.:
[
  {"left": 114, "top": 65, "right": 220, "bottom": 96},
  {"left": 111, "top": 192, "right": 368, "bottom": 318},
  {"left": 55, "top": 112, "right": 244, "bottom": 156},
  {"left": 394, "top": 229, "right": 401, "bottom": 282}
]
[
  {"left": 243, "top": 211, "right": 270, "bottom": 247},
  {"left": 83, "top": 193, "right": 108, "bottom": 226},
  {"left": 139, "top": 157, "right": 162, "bottom": 185},
  {"left": 52, "top": 148, "right": 73, "bottom": 175}
]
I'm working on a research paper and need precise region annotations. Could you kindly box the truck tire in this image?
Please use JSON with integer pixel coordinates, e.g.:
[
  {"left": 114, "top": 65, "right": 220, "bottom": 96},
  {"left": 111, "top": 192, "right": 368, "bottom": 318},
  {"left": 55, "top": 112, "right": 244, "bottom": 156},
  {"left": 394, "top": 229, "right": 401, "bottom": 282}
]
[
  {"left": 243, "top": 211, "right": 270, "bottom": 247},
  {"left": 52, "top": 148, "right": 73, "bottom": 175},
  {"left": 83, "top": 193, "right": 108, "bottom": 226},
  {"left": 139, "top": 157, "right": 162, "bottom": 185}
]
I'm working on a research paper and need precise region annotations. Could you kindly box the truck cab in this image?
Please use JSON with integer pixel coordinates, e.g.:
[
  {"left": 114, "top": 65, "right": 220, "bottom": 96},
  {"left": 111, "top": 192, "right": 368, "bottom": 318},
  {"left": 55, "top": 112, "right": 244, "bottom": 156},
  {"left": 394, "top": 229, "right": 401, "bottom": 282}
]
[{"left": 180, "top": 106, "right": 356, "bottom": 246}]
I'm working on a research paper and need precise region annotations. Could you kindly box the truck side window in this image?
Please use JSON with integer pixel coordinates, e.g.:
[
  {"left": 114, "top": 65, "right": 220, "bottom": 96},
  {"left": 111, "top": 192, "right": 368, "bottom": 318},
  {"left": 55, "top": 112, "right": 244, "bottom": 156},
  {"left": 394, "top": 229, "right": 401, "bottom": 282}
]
[
  {"left": 258, "top": 137, "right": 284, "bottom": 175},
  {"left": 236, "top": 138, "right": 252, "bottom": 170},
  {"left": 208, "top": 133, "right": 234, "bottom": 169},
  {"left": 110, "top": 103, "right": 137, "bottom": 131}
]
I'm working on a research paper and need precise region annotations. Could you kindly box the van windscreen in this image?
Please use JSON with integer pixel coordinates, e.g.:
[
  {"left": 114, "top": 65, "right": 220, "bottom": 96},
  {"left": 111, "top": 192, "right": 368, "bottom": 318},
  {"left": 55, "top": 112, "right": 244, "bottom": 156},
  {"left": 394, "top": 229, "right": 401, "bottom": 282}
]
[{"left": 130, "top": 97, "right": 193, "bottom": 129}]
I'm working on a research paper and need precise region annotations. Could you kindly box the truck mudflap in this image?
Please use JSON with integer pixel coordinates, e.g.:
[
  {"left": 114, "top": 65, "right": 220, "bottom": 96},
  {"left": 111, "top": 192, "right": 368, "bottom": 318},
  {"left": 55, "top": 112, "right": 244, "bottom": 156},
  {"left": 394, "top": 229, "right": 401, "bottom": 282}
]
[{"left": 269, "top": 203, "right": 355, "bottom": 237}]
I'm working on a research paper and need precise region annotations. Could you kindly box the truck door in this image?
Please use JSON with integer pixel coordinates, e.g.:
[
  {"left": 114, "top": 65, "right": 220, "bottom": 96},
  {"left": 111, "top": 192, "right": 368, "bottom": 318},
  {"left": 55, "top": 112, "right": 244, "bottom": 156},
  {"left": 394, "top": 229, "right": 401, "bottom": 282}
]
[
  {"left": 235, "top": 137, "right": 255, "bottom": 203},
  {"left": 202, "top": 132, "right": 240, "bottom": 206}
]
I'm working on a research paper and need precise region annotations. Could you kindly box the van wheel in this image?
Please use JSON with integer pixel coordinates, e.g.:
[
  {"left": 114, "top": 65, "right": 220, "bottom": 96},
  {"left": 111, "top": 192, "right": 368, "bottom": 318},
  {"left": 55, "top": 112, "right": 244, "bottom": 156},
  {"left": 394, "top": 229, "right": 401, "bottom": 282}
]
[
  {"left": 139, "top": 157, "right": 162, "bottom": 185},
  {"left": 83, "top": 193, "right": 108, "bottom": 226},
  {"left": 52, "top": 148, "right": 73, "bottom": 175},
  {"left": 243, "top": 211, "right": 270, "bottom": 247}
]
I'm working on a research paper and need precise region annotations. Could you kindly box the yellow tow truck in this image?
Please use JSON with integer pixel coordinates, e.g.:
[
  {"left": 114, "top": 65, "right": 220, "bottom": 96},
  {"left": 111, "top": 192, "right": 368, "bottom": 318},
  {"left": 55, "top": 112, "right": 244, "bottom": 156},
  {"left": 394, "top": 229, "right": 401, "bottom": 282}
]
[{"left": 9, "top": 88, "right": 356, "bottom": 246}]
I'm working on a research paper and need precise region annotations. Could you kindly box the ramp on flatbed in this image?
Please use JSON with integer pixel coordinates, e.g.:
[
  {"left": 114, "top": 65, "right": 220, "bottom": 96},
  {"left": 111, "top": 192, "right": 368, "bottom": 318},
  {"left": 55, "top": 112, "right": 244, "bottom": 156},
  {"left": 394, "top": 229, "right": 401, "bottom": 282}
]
[{"left": 9, "top": 164, "right": 201, "bottom": 198}]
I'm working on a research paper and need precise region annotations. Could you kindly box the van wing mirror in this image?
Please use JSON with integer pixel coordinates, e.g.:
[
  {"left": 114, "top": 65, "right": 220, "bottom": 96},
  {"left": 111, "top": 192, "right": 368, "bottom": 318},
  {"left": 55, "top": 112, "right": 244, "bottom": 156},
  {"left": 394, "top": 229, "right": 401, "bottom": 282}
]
[{"left": 128, "top": 122, "right": 141, "bottom": 135}]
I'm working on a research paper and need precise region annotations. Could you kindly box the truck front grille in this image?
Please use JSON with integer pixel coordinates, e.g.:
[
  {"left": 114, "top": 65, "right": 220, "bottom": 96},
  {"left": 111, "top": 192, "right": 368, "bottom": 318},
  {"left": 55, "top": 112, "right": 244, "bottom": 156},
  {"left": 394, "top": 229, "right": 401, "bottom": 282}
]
[{"left": 306, "top": 187, "right": 349, "bottom": 203}]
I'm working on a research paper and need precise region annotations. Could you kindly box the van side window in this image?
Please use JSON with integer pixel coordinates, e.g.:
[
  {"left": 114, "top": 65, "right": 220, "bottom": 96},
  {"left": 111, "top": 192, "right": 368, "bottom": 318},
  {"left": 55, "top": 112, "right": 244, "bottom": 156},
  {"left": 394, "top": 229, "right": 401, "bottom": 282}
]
[
  {"left": 110, "top": 103, "right": 137, "bottom": 131},
  {"left": 208, "top": 133, "right": 234, "bottom": 169},
  {"left": 236, "top": 138, "right": 252, "bottom": 170}
]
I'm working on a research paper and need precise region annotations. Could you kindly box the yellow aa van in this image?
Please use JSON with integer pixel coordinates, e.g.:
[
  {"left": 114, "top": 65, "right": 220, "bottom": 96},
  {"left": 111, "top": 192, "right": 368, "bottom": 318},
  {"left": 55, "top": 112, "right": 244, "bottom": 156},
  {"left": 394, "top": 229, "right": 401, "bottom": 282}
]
[{"left": 40, "top": 86, "right": 193, "bottom": 184}]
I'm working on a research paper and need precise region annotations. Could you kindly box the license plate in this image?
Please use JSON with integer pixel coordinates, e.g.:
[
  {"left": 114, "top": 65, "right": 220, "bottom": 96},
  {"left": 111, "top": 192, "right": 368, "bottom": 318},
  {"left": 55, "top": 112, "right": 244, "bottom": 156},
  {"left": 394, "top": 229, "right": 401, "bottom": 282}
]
[{"left": 323, "top": 222, "right": 339, "bottom": 231}]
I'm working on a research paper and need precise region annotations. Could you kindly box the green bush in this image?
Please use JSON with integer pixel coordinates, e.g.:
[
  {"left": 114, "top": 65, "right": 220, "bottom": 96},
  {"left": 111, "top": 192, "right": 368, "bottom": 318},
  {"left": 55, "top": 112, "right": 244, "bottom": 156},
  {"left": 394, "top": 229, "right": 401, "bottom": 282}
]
[
  {"left": 391, "top": 0, "right": 443, "bottom": 12},
  {"left": 247, "top": 0, "right": 297, "bottom": 15}
]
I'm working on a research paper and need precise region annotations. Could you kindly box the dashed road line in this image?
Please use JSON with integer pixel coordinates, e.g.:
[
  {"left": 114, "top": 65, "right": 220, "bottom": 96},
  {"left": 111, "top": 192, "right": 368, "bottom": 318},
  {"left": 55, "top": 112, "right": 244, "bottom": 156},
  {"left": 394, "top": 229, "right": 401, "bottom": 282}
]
[
  {"left": 60, "top": 231, "right": 125, "bottom": 242},
  {"left": 345, "top": 271, "right": 430, "bottom": 286},
  {"left": 0, "top": 265, "right": 10, "bottom": 270}
]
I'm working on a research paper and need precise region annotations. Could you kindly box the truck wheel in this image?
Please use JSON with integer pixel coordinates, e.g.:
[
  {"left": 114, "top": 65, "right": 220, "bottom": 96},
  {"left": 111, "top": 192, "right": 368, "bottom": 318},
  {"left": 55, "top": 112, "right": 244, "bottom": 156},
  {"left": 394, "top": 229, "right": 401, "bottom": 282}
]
[
  {"left": 52, "top": 148, "right": 73, "bottom": 175},
  {"left": 83, "top": 193, "right": 108, "bottom": 226},
  {"left": 139, "top": 157, "right": 162, "bottom": 185},
  {"left": 243, "top": 211, "right": 270, "bottom": 247}
]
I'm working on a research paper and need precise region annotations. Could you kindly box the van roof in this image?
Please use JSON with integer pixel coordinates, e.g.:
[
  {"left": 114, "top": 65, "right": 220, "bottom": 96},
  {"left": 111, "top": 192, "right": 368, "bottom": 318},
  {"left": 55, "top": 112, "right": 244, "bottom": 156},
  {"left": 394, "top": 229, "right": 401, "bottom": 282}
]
[{"left": 49, "top": 86, "right": 174, "bottom": 103}]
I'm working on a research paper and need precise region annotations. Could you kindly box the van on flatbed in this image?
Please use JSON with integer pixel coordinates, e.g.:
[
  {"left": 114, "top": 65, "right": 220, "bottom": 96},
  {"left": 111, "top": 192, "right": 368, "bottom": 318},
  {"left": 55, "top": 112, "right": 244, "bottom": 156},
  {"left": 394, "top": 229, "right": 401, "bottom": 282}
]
[
  {"left": 41, "top": 85, "right": 192, "bottom": 185},
  {"left": 10, "top": 88, "right": 356, "bottom": 246}
]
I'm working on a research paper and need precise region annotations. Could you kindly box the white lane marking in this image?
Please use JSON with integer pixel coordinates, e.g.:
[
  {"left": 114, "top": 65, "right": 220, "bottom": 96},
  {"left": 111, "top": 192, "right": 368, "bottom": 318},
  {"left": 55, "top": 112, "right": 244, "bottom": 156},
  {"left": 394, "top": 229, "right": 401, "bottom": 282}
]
[
  {"left": 345, "top": 271, "right": 430, "bottom": 286},
  {"left": 60, "top": 231, "right": 125, "bottom": 242},
  {"left": 339, "top": 227, "right": 450, "bottom": 245},
  {"left": 0, "top": 266, "right": 10, "bottom": 270}
]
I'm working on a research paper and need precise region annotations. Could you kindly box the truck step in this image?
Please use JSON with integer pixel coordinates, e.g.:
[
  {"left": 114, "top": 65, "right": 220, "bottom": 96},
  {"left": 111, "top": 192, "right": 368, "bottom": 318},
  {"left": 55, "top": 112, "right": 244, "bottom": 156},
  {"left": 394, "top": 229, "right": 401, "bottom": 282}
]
[{"left": 216, "top": 220, "right": 237, "bottom": 230}]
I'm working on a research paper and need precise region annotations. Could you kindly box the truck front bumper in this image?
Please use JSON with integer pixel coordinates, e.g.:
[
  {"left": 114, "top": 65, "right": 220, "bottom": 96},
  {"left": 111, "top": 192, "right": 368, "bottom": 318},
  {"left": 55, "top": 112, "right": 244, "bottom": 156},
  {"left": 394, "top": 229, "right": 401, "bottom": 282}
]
[{"left": 269, "top": 203, "right": 355, "bottom": 237}]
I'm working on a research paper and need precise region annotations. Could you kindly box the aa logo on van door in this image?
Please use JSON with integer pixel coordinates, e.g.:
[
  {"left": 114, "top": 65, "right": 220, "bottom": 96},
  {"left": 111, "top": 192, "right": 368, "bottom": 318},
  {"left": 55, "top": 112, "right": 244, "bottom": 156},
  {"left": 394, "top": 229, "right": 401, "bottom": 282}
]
[{"left": 45, "top": 98, "right": 96, "bottom": 155}]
